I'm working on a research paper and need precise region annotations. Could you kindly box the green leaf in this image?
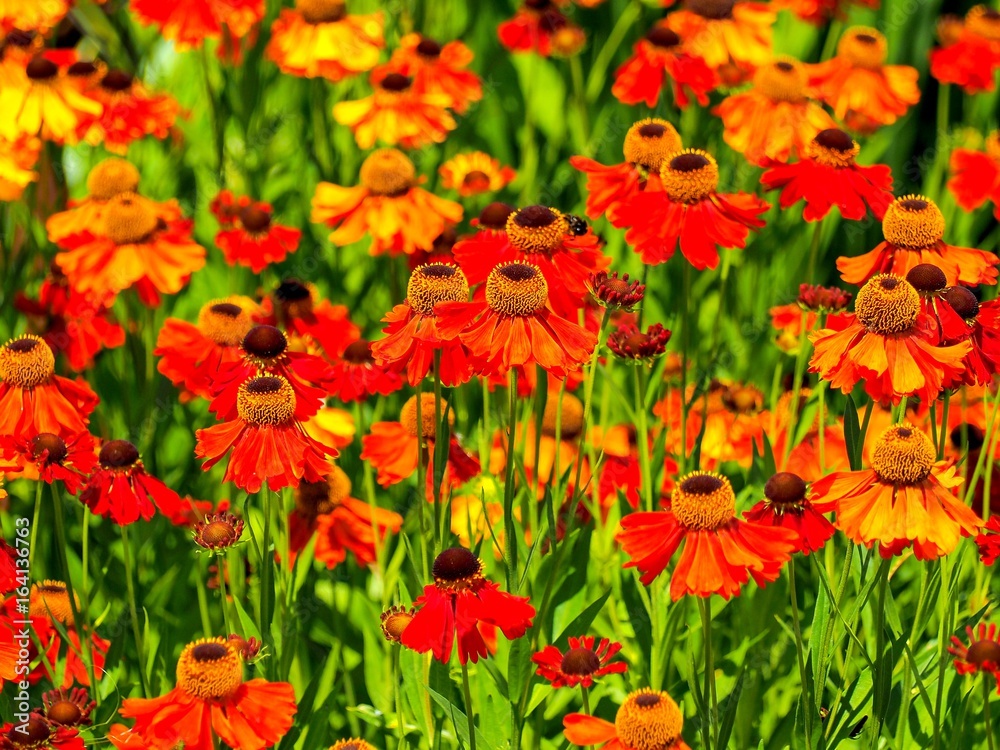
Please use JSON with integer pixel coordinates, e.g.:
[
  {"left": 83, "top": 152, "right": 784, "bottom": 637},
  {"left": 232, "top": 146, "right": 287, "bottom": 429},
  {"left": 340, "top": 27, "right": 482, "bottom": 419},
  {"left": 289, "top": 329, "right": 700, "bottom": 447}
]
[
  {"left": 427, "top": 685, "right": 501, "bottom": 750},
  {"left": 555, "top": 590, "right": 612, "bottom": 644}
]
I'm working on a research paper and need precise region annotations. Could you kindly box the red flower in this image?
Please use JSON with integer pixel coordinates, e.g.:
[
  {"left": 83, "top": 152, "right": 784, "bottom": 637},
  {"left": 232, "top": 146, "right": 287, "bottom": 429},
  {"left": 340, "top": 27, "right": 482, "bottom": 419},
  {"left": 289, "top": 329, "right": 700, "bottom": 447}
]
[
  {"left": 327, "top": 338, "right": 404, "bottom": 403},
  {"left": 400, "top": 547, "right": 535, "bottom": 664},
  {"left": 0, "top": 716, "right": 84, "bottom": 750},
  {"left": 612, "top": 26, "right": 717, "bottom": 109},
  {"left": 532, "top": 635, "right": 627, "bottom": 688},
  {"left": 948, "top": 623, "right": 1000, "bottom": 690},
  {"left": 77, "top": 69, "right": 180, "bottom": 154},
  {"left": 215, "top": 202, "right": 301, "bottom": 273},
  {"left": 498, "top": 1, "right": 575, "bottom": 57},
  {"left": 760, "top": 128, "right": 893, "bottom": 222},
  {"left": 977, "top": 515, "right": 1000, "bottom": 565},
  {"left": 616, "top": 150, "right": 768, "bottom": 269},
  {"left": 0, "top": 430, "right": 97, "bottom": 495},
  {"left": 930, "top": 8, "right": 1000, "bottom": 94},
  {"left": 80, "top": 440, "right": 184, "bottom": 525},
  {"left": 743, "top": 472, "right": 835, "bottom": 555},
  {"left": 261, "top": 279, "right": 360, "bottom": 361},
  {"left": 947, "top": 132, "right": 1000, "bottom": 221},
  {"left": 130, "top": 0, "right": 264, "bottom": 50},
  {"left": 385, "top": 33, "right": 482, "bottom": 114}
]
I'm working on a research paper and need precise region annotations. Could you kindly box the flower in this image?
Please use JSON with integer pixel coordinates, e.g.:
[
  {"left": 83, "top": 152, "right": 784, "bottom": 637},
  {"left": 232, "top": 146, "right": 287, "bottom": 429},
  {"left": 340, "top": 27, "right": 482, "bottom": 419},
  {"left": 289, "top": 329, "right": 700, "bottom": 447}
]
[
  {"left": 0, "top": 133, "right": 40, "bottom": 201},
  {"left": 360, "top": 393, "right": 480, "bottom": 493},
  {"left": 386, "top": 33, "right": 483, "bottom": 113},
  {"left": 42, "top": 687, "right": 96, "bottom": 727},
  {"left": 808, "top": 28, "right": 919, "bottom": 133},
  {"left": 312, "top": 148, "right": 463, "bottom": 257},
  {"left": 760, "top": 128, "right": 894, "bottom": 221},
  {"left": 498, "top": 0, "right": 577, "bottom": 57},
  {"left": 798, "top": 283, "right": 853, "bottom": 312},
  {"left": 333, "top": 69, "right": 456, "bottom": 149},
  {"left": 371, "top": 263, "right": 474, "bottom": 386},
  {"left": 80, "top": 440, "right": 185, "bottom": 525},
  {"left": 193, "top": 512, "right": 245, "bottom": 551},
  {"left": 452, "top": 205, "right": 611, "bottom": 318},
  {"left": 258, "top": 280, "right": 359, "bottom": 361},
  {"left": 380, "top": 605, "right": 415, "bottom": 644},
  {"left": 935, "top": 285, "right": 1000, "bottom": 386},
  {"left": 773, "top": 0, "right": 879, "bottom": 25},
  {"left": 744, "top": 472, "right": 835, "bottom": 555},
  {"left": 78, "top": 69, "right": 179, "bottom": 154},
  {"left": 532, "top": 636, "right": 627, "bottom": 688},
  {"left": 930, "top": 6, "right": 1000, "bottom": 94},
  {"left": 265, "top": 0, "right": 383, "bottom": 80},
  {"left": 564, "top": 688, "right": 691, "bottom": 750},
  {"left": 0, "top": 715, "right": 84, "bottom": 750},
  {"left": 607, "top": 323, "right": 672, "bottom": 362},
  {"left": 612, "top": 25, "right": 718, "bottom": 109},
  {"left": 0, "top": 56, "right": 101, "bottom": 144},
  {"left": 618, "top": 471, "right": 798, "bottom": 599},
  {"left": 0, "top": 335, "right": 98, "bottom": 438},
  {"left": 215, "top": 201, "right": 301, "bottom": 273},
  {"left": 947, "top": 131, "right": 1000, "bottom": 221},
  {"left": 154, "top": 296, "right": 260, "bottom": 400},
  {"left": 196, "top": 375, "right": 338, "bottom": 494},
  {"left": 120, "top": 637, "right": 296, "bottom": 750},
  {"left": 976, "top": 516, "right": 1000, "bottom": 565},
  {"left": 327, "top": 337, "right": 404, "bottom": 402},
  {"left": 0, "top": 430, "right": 97, "bottom": 495},
  {"left": 810, "top": 274, "right": 971, "bottom": 405},
  {"left": 570, "top": 119, "right": 682, "bottom": 225},
  {"left": 439, "top": 152, "right": 516, "bottom": 196},
  {"left": 54, "top": 192, "right": 206, "bottom": 307},
  {"left": 434, "top": 262, "right": 599, "bottom": 378},
  {"left": 949, "top": 623, "right": 1000, "bottom": 690},
  {"left": 399, "top": 546, "right": 535, "bottom": 663},
  {"left": 812, "top": 424, "right": 983, "bottom": 559},
  {"left": 615, "top": 149, "right": 769, "bottom": 269},
  {"left": 713, "top": 57, "right": 837, "bottom": 165},
  {"left": 837, "top": 195, "right": 999, "bottom": 288},
  {"left": 0, "top": 0, "right": 70, "bottom": 34},
  {"left": 130, "top": 0, "right": 264, "bottom": 50}
]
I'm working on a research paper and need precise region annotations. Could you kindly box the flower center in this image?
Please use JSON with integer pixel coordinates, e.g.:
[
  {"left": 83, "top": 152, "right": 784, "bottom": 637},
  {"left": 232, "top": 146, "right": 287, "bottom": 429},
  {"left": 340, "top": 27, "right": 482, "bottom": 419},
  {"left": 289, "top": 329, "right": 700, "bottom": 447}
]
[
  {"left": 99, "top": 439, "right": 140, "bottom": 469},
  {"left": 764, "top": 472, "right": 808, "bottom": 510},
  {"left": 236, "top": 376, "right": 296, "bottom": 425},
  {"left": 29, "top": 581, "right": 75, "bottom": 625},
  {"left": 240, "top": 205, "right": 272, "bottom": 233},
  {"left": 806, "top": 128, "right": 859, "bottom": 168},
  {"left": 478, "top": 201, "right": 515, "bottom": 230},
  {"left": 380, "top": 607, "right": 414, "bottom": 644},
  {"left": 101, "top": 69, "right": 133, "bottom": 91},
  {"left": 660, "top": 150, "right": 718, "bottom": 204},
  {"left": 753, "top": 57, "right": 808, "bottom": 102},
  {"left": 905, "top": 263, "right": 947, "bottom": 294},
  {"left": 399, "top": 393, "right": 451, "bottom": 439},
  {"left": 295, "top": 0, "right": 346, "bottom": 24},
  {"left": 838, "top": 27, "right": 887, "bottom": 68},
  {"left": 46, "top": 700, "right": 82, "bottom": 726},
  {"left": 380, "top": 72, "right": 412, "bottom": 92},
  {"left": 25, "top": 56, "right": 57, "bottom": 80},
  {"left": 882, "top": 195, "right": 945, "bottom": 248},
  {"left": 416, "top": 36, "right": 442, "bottom": 58},
  {"left": 360, "top": 149, "right": 416, "bottom": 196},
  {"left": 462, "top": 170, "right": 492, "bottom": 191},
  {"left": 198, "top": 518, "right": 242, "bottom": 548},
  {"left": 615, "top": 689, "right": 685, "bottom": 750},
  {"left": 342, "top": 339, "right": 374, "bottom": 364},
  {"left": 541, "top": 393, "right": 584, "bottom": 439},
  {"left": 967, "top": 5, "right": 1000, "bottom": 41},
  {"left": 506, "top": 205, "right": 569, "bottom": 253},
  {"left": 87, "top": 158, "right": 140, "bottom": 201},
  {"left": 623, "top": 118, "right": 683, "bottom": 172},
  {"left": 407, "top": 263, "right": 470, "bottom": 316},
  {"left": 646, "top": 26, "right": 681, "bottom": 48},
  {"left": 870, "top": 424, "right": 936, "bottom": 485},
  {"left": 176, "top": 638, "right": 244, "bottom": 700},
  {"left": 854, "top": 274, "right": 920, "bottom": 335},
  {"left": 432, "top": 547, "right": 484, "bottom": 591},
  {"left": 485, "top": 262, "right": 549, "bottom": 316},
  {"left": 0, "top": 335, "right": 55, "bottom": 388},
  {"left": 197, "top": 299, "right": 254, "bottom": 346},
  {"left": 68, "top": 61, "right": 98, "bottom": 78},
  {"left": 967, "top": 639, "right": 1000, "bottom": 666},
  {"left": 943, "top": 285, "right": 979, "bottom": 320},
  {"left": 723, "top": 384, "right": 763, "bottom": 414},
  {"left": 30, "top": 433, "right": 68, "bottom": 465},
  {"left": 684, "top": 0, "right": 734, "bottom": 19},
  {"left": 671, "top": 472, "right": 736, "bottom": 530},
  {"left": 6, "top": 717, "right": 50, "bottom": 747},
  {"left": 103, "top": 193, "right": 159, "bottom": 245},
  {"left": 242, "top": 325, "right": 288, "bottom": 359},
  {"left": 560, "top": 646, "right": 601, "bottom": 675},
  {"left": 296, "top": 465, "right": 351, "bottom": 515}
]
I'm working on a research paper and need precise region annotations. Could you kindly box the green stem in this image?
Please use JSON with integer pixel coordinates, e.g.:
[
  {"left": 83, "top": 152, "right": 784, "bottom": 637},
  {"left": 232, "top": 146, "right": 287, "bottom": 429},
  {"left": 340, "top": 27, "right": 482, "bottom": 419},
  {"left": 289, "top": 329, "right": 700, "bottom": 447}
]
[
  {"left": 461, "top": 660, "right": 478, "bottom": 750},
  {"left": 260, "top": 488, "right": 274, "bottom": 645},
  {"left": 985, "top": 674, "right": 996, "bottom": 750},
  {"left": 29, "top": 480, "right": 42, "bottom": 572},
  {"left": 415, "top": 386, "right": 430, "bottom": 580},
  {"left": 699, "top": 596, "right": 718, "bottom": 749},
  {"left": 680, "top": 264, "right": 692, "bottom": 472},
  {"left": 789, "top": 558, "right": 815, "bottom": 750},
  {"left": 807, "top": 219, "right": 823, "bottom": 284},
  {"left": 217, "top": 554, "right": 234, "bottom": 636},
  {"left": 634, "top": 365, "right": 654, "bottom": 511},
  {"left": 120, "top": 524, "right": 149, "bottom": 696},
  {"left": 871, "top": 560, "right": 891, "bottom": 749},
  {"left": 504, "top": 369, "right": 519, "bottom": 590}
]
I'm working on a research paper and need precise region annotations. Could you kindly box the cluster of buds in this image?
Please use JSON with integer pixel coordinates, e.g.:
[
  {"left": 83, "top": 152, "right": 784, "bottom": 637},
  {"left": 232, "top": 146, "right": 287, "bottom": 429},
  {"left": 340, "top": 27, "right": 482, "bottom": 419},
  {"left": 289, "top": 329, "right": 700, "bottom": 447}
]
[
  {"left": 607, "top": 323, "right": 672, "bottom": 362},
  {"left": 797, "top": 283, "right": 852, "bottom": 312},
  {"left": 589, "top": 270, "right": 645, "bottom": 312}
]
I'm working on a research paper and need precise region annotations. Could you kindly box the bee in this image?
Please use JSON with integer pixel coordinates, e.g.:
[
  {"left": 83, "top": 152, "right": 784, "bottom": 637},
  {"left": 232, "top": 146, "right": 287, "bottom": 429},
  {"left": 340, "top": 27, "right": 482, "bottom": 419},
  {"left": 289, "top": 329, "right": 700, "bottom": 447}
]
[{"left": 565, "top": 214, "right": 588, "bottom": 236}]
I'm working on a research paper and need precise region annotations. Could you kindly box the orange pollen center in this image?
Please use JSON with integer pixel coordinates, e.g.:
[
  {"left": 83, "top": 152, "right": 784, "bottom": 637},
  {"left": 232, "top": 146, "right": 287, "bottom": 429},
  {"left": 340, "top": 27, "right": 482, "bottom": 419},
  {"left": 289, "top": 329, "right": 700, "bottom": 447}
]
[
  {"left": 505, "top": 205, "right": 569, "bottom": 253},
  {"left": 197, "top": 299, "right": 254, "bottom": 346},
  {"left": 753, "top": 57, "right": 808, "bottom": 102},
  {"left": 485, "top": 262, "right": 549, "bottom": 316},
  {"left": 176, "top": 638, "right": 244, "bottom": 700},
  {"left": 541, "top": 393, "right": 585, "bottom": 439},
  {"left": 882, "top": 195, "right": 945, "bottom": 248},
  {"left": 87, "top": 158, "right": 140, "bottom": 201},
  {"left": 399, "top": 392, "right": 452, "bottom": 439},
  {"left": 660, "top": 150, "right": 719, "bottom": 204},
  {"left": 236, "top": 376, "right": 296, "bottom": 425},
  {"left": 296, "top": 0, "right": 346, "bottom": 23},
  {"left": 614, "top": 689, "right": 685, "bottom": 750},
  {"left": 359, "top": 149, "right": 416, "bottom": 196},
  {"left": 854, "top": 274, "right": 920, "bottom": 334},
  {"left": 806, "top": 128, "right": 859, "bottom": 167},
  {"left": 407, "top": 263, "right": 470, "bottom": 316},
  {"left": 103, "top": 193, "right": 159, "bottom": 245},
  {"left": 623, "top": 118, "right": 683, "bottom": 172},
  {"left": 838, "top": 27, "right": 888, "bottom": 68},
  {"left": 870, "top": 424, "right": 936, "bottom": 485},
  {"left": 670, "top": 472, "right": 736, "bottom": 530},
  {"left": 0, "top": 335, "right": 55, "bottom": 388},
  {"left": 380, "top": 607, "right": 415, "bottom": 643},
  {"left": 29, "top": 581, "right": 76, "bottom": 625}
]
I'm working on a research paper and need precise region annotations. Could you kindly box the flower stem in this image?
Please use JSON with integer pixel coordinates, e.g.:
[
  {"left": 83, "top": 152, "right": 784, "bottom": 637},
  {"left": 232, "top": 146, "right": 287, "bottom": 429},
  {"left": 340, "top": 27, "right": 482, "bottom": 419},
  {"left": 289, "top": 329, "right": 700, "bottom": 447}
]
[
  {"left": 634, "top": 365, "right": 654, "bottom": 511},
  {"left": 461, "top": 660, "right": 478, "bottom": 750},
  {"left": 580, "top": 684, "right": 591, "bottom": 715},
  {"left": 788, "top": 558, "right": 815, "bottom": 750},
  {"left": 217, "top": 553, "right": 234, "bottom": 636},
  {"left": 415, "top": 385, "right": 430, "bottom": 580},
  {"left": 985, "top": 674, "right": 996, "bottom": 750},
  {"left": 806, "top": 219, "right": 823, "bottom": 284},
  {"left": 504, "top": 368, "right": 519, "bottom": 590},
  {"left": 680, "top": 263, "right": 692, "bottom": 472},
  {"left": 260, "top": 488, "right": 275, "bottom": 643},
  {"left": 120, "top": 524, "right": 149, "bottom": 696},
  {"left": 699, "top": 596, "right": 719, "bottom": 749}
]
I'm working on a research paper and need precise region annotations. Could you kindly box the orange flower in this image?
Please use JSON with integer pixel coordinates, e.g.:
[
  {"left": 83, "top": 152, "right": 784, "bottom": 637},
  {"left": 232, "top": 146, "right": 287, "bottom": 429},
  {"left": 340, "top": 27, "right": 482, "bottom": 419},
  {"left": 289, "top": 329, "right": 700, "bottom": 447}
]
[
  {"left": 260, "top": 279, "right": 359, "bottom": 361},
  {"left": 120, "top": 637, "right": 296, "bottom": 750},
  {"left": 812, "top": 423, "right": 983, "bottom": 559},
  {"left": 564, "top": 688, "right": 692, "bottom": 750},
  {"left": 570, "top": 118, "right": 681, "bottom": 225},
  {"left": 948, "top": 131, "right": 1000, "bottom": 221},
  {"left": 130, "top": 0, "right": 264, "bottom": 50},
  {"left": 312, "top": 148, "right": 463, "bottom": 256},
  {"left": 837, "top": 195, "right": 999, "bottom": 287},
  {"left": 265, "top": 0, "right": 383, "bottom": 80},
  {"left": 0, "top": 0, "right": 70, "bottom": 34},
  {"left": 662, "top": 0, "right": 775, "bottom": 84},
  {"left": 453, "top": 204, "right": 610, "bottom": 318},
  {"left": 435, "top": 262, "right": 598, "bottom": 378},
  {"left": 713, "top": 57, "right": 837, "bottom": 165},
  {"left": 77, "top": 69, "right": 179, "bottom": 153},
  {"left": 0, "top": 133, "right": 39, "bottom": 200},
  {"left": 439, "top": 152, "right": 516, "bottom": 196},
  {"left": 326, "top": 337, "right": 404, "bottom": 402},
  {"left": 333, "top": 69, "right": 456, "bottom": 149},
  {"left": 387, "top": 33, "right": 483, "bottom": 113},
  {"left": 0, "top": 335, "right": 98, "bottom": 439},
  {"left": 810, "top": 274, "right": 971, "bottom": 405},
  {"left": 615, "top": 149, "right": 769, "bottom": 269},
  {"left": 930, "top": 7, "right": 1000, "bottom": 94},
  {"left": 195, "top": 375, "right": 338, "bottom": 493},
  {"left": 0, "top": 56, "right": 101, "bottom": 144},
  {"left": 612, "top": 25, "right": 718, "bottom": 109},
  {"left": 215, "top": 201, "right": 301, "bottom": 273},
  {"left": 498, "top": 1, "right": 576, "bottom": 57},
  {"left": 371, "top": 263, "right": 474, "bottom": 387},
  {"left": 54, "top": 192, "right": 206, "bottom": 306},
  {"left": 618, "top": 471, "right": 798, "bottom": 599}
]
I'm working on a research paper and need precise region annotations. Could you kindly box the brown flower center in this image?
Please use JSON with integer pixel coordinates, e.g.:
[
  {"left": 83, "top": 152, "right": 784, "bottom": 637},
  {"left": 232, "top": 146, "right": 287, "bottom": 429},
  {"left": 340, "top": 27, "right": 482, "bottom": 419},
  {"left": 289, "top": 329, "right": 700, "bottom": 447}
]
[
  {"left": 380, "top": 73, "right": 412, "bottom": 92},
  {"left": 646, "top": 27, "right": 681, "bottom": 48},
  {"left": 240, "top": 205, "right": 271, "bottom": 233},
  {"left": 342, "top": 339, "right": 373, "bottom": 364},
  {"left": 432, "top": 547, "right": 483, "bottom": 590},
  {"left": 764, "top": 472, "right": 807, "bottom": 509},
  {"left": 967, "top": 639, "right": 1000, "bottom": 666},
  {"left": 30, "top": 433, "right": 68, "bottom": 465},
  {"left": 560, "top": 646, "right": 601, "bottom": 675},
  {"left": 87, "top": 158, "right": 140, "bottom": 201},
  {"left": 478, "top": 201, "right": 516, "bottom": 230},
  {"left": 806, "top": 128, "right": 859, "bottom": 168},
  {"left": 101, "top": 69, "right": 133, "bottom": 91},
  {"left": 943, "top": 286, "right": 979, "bottom": 319},
  {"left": 0, "top": 335, "right": 55, "bottom": 388},
  {"left": 67, "top": 61, "right": 98, "bottom": 77},
  {"left": 295, "top": 0, "right": 346, "bottom": 24},
  {"left": 7, "top": 717, "right": 50, "bottom": 746},
  {"left": 684, "top": 0, "right": 734, "bottom": 19},
  {"left": 46, "top": 700, "right": 82, "bottom": 726},
  {"left": 905, "top": 263, "right": 947, "bottom": 294},
  {"left": 243, "top": 325, "right": 288, "bottom": 359},
  {"left": 99, "top": 439, "right": 140, "bottom": 469},
  {"left": 407, "top": 263, "right": 470, "bottom": 316},
  {"left": 360, "top": 149, "right": 416, "bottom": 196},
  {"left": 25, "top": 56, "right": 57, "bottom": 80},
  {"left": 416, "top": 36, "right": 442, "bottom": 58}
]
